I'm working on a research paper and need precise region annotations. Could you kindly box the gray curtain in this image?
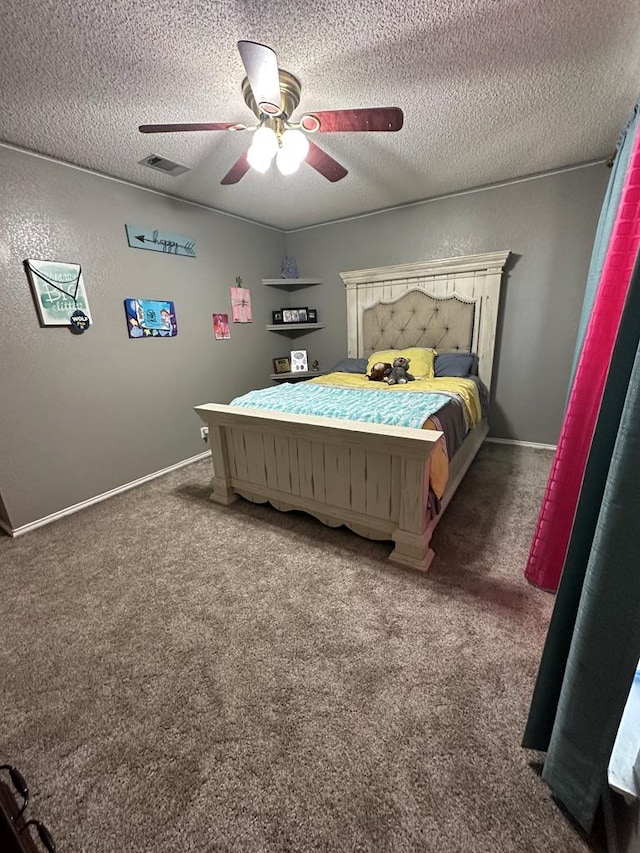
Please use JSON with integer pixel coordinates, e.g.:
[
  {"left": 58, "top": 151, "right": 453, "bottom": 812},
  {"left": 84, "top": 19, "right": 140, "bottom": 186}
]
[{"left": 523, "top": 250, "right": 640, "bottom": 831}]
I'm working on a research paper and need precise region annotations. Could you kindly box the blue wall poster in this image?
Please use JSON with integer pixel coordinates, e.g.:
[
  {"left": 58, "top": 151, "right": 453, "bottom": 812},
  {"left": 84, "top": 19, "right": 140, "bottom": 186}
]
[
  {"left": 124, "top": 299, "right": 177, "bottom": 338},
  {"left": 125, "top": 225, "right": 196, "bottom": 258}
]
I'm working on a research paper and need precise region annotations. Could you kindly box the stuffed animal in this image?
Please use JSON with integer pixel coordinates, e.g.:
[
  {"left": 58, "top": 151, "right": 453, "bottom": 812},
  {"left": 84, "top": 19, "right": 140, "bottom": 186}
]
[
  {"left": 367, "top": 361, "right": 392, "bottom": 382},
  {"left": 387, "top": 356, "right": 415, "bottom": 385}
]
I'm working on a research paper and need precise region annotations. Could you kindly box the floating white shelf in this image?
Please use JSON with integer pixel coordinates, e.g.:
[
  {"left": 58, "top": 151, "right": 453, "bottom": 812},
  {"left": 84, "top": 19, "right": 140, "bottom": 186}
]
[
  {"left": 270, "top": 371, "right": 324, "bottom": 381},
  {"left": 266, "top": 323, "right": 325, "bottom": 332},
  {"left": 263, "top": 278, "right": 322, "bottom": 287}
]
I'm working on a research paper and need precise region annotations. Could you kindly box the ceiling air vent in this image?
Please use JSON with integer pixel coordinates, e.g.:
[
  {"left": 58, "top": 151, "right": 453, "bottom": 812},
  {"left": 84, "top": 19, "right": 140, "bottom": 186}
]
[{"left": 139, "top": 154, "right": 190, "bottom": 177}]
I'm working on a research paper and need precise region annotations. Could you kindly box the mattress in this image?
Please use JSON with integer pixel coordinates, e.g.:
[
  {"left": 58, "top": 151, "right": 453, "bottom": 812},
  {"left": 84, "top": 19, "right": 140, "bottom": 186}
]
[{"left": 231, "top": 373, "right": 484, "bottom": 499}]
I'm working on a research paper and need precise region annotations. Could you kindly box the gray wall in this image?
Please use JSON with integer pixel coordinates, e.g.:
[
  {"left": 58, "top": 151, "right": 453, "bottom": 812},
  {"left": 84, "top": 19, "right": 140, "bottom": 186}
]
[
  {"left": 0, "top": 147, "right": 609, "bottom": 529},
  {"left": 285, "top": 164, "right": 609, "bottom": 445},
  {"left": 0, "top": 146, "right": 285, "bottom": 530},
  {"left": 0, "top": 494, "right": 10, "bottom": 530}
]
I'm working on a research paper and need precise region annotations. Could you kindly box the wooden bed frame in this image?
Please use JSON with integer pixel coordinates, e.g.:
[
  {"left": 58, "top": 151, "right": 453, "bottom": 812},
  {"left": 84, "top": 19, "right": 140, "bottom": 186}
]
[{"left": 196, "top": 250, "right": 510, "bottom": 572}]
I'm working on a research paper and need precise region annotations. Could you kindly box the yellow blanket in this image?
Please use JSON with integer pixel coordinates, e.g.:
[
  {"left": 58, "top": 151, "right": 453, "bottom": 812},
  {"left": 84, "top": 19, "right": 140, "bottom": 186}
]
[{"left": 308, "top": 373, "right": 482, "bottom": 498}]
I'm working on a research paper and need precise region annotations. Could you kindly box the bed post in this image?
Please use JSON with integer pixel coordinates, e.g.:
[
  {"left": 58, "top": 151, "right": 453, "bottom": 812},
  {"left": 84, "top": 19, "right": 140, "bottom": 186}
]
[
  {"left": 389, "top": 456, "right": 435, "bottom": 572},
  {"left": 204, "top": 420, "right": 238, "bottom": 505}
]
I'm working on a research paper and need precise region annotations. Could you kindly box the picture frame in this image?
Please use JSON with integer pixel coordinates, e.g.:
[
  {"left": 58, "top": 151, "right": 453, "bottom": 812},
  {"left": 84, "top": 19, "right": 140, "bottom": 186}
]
[
  {"left": 230, "top": 286, "right": 252, "bottom": 323},
  {"left": 125, "top": 298, "right": 177, "bottom": 338},
  {"left": 212, "top": 313, "right": 231, "bottom": 340},
  {"left": 280, "top": 307, "right": 309, "bottom": 324},
  {"left": 25, "top": 259, "right": 92, "bottom": 327},
  {"left": 272, "top": 310, "right": 283, "bottom": 324},
  {"left": 290, "top": 349, "right": 309, "bottom": 372},
  {"left": 307, "top": 308, "right": 318, "bottom": 323},
  {"left": 273, "top": 356, "right": 291, "bottom": 374}
]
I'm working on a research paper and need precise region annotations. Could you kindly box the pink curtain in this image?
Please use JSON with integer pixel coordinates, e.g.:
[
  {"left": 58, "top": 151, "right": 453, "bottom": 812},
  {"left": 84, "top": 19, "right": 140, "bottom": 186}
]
[{"left": 525, "top": 132, "right": 640, "bottom": 591}]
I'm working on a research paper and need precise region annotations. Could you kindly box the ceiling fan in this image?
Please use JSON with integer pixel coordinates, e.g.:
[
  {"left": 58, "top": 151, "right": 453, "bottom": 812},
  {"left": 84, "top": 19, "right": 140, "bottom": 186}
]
[{"left": 139, "top": 40, "right": 403, "bottom": 185}]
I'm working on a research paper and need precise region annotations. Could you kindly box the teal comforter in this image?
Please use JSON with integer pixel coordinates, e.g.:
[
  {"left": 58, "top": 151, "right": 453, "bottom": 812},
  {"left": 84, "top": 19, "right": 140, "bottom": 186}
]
[{"left": 231, "top": 382, "right": 453, "bottom": 430}]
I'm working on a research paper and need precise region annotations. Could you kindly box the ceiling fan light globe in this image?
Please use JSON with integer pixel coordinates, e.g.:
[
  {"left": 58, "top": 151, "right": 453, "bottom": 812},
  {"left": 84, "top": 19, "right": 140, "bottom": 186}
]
[
  {"left": 281, "top": 129, "right": 309, "bottom": 159},
  {"left": 247, "top": 145, "right": 274, "bottom": 173},
  {"left": 252, "top": 126, "right": 279, "bottom": 156},
  {"left": 276, "top": 147, "right": 301, "bottom": 176}
]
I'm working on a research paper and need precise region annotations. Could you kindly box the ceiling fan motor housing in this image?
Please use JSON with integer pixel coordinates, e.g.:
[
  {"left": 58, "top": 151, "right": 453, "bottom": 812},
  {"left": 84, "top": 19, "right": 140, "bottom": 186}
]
[{"left": 242, "top": 69, "right": 301, "bottom": 120}]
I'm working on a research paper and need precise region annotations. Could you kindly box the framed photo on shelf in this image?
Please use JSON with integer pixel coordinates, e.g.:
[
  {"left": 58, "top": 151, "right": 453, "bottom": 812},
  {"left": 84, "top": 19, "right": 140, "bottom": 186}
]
[
  {"left": 272, "top": 310, "right": 283, "bottom": 324},
  {"left": 290, "top": 349, "right": 309, "bottom": 372},
  {"left": 273, "top": 356, "right": 291, "bottom": 374},
  {"left": 307, "top": 308, "right": 318, "bottom": 323},
  {"left": 280, "top": 307, "right": 310, "bottom": 324}
]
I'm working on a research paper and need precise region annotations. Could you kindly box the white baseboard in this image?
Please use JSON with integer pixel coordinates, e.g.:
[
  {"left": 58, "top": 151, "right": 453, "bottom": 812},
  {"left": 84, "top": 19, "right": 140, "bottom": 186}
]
[
  {"left": 486, "top": 437, "right": 557, "bottom": 451},
  {"left": 6, "top": 450, "right": 210, "bottom": 537},
  {"left": 3, "top": 438, "right": 554, "bottom": 537}
]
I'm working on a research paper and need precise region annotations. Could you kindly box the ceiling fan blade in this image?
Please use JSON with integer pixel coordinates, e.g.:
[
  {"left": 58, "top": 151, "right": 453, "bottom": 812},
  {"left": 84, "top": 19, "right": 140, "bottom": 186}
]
[
  {"left": 220, "top": 151, "right": 251, "bottom": 185},
  {"left": 140, "top": 122, "right": 241, "bottom": 133},
  {"left": 237, "top": 41, "right": 282, "bottom": 116},
  {"left": 300, "top": 107, "right": 403, "bottom": 133},
  {"left": 305, "top": 141, "right": 348, "bottom": 182}
]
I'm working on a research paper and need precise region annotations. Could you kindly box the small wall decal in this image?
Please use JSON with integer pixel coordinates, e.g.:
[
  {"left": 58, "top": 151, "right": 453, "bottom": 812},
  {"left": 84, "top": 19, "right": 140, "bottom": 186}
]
[
  {"left": 69, "top": 310, "right": 91, "bottom": 334},
  {"left": 25, "top": 259, "right": 92, "bottom": 327},
  {"left": 125, "top": 225, "right": 196, "bottom": 257},
  {"left": 124, "top": 299, "right": 177, "bottom": 337},
  {"left": 213, "top": 313, "right": 230, "bottom": 340}
]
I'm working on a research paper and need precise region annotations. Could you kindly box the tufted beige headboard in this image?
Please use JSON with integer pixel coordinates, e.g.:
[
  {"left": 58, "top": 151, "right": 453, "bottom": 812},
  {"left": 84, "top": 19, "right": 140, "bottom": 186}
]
[
  {"left": 362, "top": 290, "right": 476, "bottom": 355},
  {"left": 340, "top": 251, "right": 510, "bottom": 391}
]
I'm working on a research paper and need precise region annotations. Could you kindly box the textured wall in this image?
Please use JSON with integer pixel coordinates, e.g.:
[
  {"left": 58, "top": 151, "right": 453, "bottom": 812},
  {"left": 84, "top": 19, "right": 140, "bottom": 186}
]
[
  {"left": 0, "top": 494, "right": 10, "bottom": 531},
  {"left": 0, "top": 147, "right": 610, "bottom": 529},
  {"left": 0, "top": 146, "right": 285, "bottom": 530},
  {"left": 285, "top": 165, "right": 609, "bottom": 445}
]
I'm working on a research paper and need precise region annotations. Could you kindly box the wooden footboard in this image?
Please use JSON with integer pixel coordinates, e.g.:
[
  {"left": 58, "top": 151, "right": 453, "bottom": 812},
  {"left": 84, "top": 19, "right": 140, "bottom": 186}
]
[{"left": 195, "top": 403, "right": 446, "bottom": 572}]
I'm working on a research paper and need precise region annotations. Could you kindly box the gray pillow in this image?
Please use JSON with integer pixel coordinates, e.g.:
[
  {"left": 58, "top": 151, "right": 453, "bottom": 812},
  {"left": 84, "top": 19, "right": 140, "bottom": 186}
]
[
  {"left": 329, "top": 357, "right": 368, "bottom": 374},
  {"left": 434, "top": 352, "right": 476, "bottom": 377}
]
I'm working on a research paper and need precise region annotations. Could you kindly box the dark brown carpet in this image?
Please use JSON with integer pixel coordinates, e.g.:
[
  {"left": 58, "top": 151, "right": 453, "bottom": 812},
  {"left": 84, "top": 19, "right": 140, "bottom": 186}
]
[{"left": 0, "top": 443, "right": 600, "bottom": 852}]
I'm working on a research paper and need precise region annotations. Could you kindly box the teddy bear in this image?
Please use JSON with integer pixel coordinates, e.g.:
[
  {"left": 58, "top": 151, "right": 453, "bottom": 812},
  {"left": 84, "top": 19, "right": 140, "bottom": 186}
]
[
  {"left": 367, "top": 361, "right": 392, "bottom": 382},
  {"left": 386, "top": 356, "right": 415, "bottom": 385}
]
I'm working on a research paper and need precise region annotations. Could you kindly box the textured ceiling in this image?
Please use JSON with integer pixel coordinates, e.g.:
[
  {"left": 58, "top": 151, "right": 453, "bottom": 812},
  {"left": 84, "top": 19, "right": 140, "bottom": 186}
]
[{"left": 1, "top": 0, "right": 640, "bottom": 230}]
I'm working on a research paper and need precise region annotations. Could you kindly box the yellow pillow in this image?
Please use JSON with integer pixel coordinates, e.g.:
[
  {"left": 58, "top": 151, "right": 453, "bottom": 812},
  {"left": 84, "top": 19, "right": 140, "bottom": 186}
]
[{"left": 366, "top": 348, "right": 436, "bottom": 379}]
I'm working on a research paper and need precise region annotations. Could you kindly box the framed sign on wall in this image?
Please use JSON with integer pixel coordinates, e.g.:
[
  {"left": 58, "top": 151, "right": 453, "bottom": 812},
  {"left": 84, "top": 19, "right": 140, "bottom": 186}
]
[
  {"left": 25, "top": 259, "right": 92, "bottom": 327},
  {"left": 125, "top": 225, "right": 196, "bottom": 257}
]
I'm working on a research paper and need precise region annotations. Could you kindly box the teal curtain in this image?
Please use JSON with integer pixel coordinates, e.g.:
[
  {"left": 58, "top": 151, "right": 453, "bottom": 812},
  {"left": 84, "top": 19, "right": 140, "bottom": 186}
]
[
  {"left": 523, "top": 250, "right": 640, "bottom": 831},
  {"left": 568, "top": 103, "right": 639, "bottom": 392}
]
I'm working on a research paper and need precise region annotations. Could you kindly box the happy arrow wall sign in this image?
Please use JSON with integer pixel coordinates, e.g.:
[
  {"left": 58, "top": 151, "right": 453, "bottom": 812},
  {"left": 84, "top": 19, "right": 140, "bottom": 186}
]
[{"left": 125, "top": 224, "right": 196, "bottom": 258}]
